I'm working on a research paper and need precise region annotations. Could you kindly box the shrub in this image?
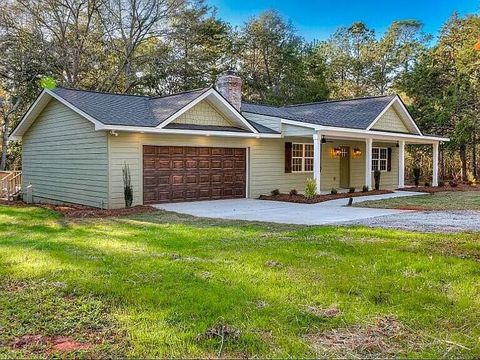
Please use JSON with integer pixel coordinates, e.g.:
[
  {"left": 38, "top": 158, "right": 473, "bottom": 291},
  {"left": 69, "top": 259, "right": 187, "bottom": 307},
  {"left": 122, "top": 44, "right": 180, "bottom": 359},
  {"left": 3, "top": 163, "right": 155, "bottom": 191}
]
[
  {"left": 413, "top": 167, "right": 421, "bottom": 187},
  {"left": 122, "top": 162, "right": 133, "bottom": 208},
  {"left": 349, "top": 187, "right": 355, "bottom": 193},
  {"left": 438, "top": 180, "right": 445, "bottom": 187},
  {"left": 374, "top": 169, "right": 381, "bottom": 190},
  {"left": 424, "top": 181, "right": 430, "bottom": 187},
  {"left": 362, "top": 185, "right": 369, "bottom": 192},
  {"left": 330, "top": 188, "right": 338, "bottom": 195},
  {"left": 305, "top": 178, "right": 317, "bottom": 199},
  {"left": 289, "top": 189, "right": 298, "bottom": 196},
  {"left": 449, "top": 180, "right": 458, "bottom": 188},
  {"left": 271, "top": 189, "right": 280, "bottom": 196},
  {"left": 467, "top": 172, "right": 476, "bottom": 186}
]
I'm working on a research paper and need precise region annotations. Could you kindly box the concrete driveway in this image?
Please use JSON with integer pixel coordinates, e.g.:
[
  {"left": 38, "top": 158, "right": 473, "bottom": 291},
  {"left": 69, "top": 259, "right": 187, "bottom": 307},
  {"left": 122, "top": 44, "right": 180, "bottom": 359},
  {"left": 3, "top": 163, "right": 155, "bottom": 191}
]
[{"left": 154, "top": 191, "right": 423, "bottom": 225}]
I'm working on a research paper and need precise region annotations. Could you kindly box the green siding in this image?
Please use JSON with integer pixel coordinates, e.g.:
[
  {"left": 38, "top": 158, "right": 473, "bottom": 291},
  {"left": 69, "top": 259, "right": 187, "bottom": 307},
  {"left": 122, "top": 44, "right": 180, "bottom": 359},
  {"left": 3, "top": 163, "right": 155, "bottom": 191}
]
[{"left": 22, "top": 99, "right": 109, "bottom": 208}]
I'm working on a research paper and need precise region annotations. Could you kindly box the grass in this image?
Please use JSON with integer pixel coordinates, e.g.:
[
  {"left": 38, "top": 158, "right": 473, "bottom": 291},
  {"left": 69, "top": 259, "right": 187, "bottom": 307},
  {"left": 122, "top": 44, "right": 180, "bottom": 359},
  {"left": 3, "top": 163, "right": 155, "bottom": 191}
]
[
  {"left": 356, "top": 191, "right": 480, "bottom": 210},
  {"left": 0, "top": 205, "right": 480, "bottom": 358}
]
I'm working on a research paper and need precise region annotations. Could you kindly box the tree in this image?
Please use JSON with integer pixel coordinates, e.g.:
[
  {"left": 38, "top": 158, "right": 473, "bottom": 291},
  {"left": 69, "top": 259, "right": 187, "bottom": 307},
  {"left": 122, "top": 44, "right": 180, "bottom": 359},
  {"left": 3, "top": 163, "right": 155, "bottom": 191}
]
[
  {"left": 145, "top": 0, "right": 235, "bottom": 95},
  {"left": 397, "top": 13, "right": 480, "bottom": 180},
  {"left": 237, "top": 10, "right": 308, "bottom": 105}
]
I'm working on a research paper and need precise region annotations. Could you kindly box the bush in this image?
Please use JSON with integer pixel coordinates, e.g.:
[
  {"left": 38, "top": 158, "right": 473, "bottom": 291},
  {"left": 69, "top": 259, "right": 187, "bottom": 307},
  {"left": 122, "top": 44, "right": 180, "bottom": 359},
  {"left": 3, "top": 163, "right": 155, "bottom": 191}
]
[
  {"left": 374, "top": 169, "right": 381, "bottom": 190},
  {"left": 424, "top": 181, "right": 430, "bottom": 187},
  {"left": 449, "top": 181, "right": 458, "bottom": 188},
  {"left": 438, "top": 180, "right": 445, "bottom": 187},
  {"left": 349, "top": 187, "right": 355, "bottom": 193},
  {"left": 413, "top": 167, "right": 421, "bottom": 187},
  {"left": 305, "top": 178, "right": 317, "bottom": 199},
  {"left": 271, "top": 189, "right": 280, "bottom": 196},
  {"left": 330, "top": 188, "right": 338, "bottom": 195},
  {"left": 289, "top": 189, "right": 298, "bottom": 196},
  {"left": 467, "top": 172, "right": 476, "bottom": 186},
  {"left": 362, "top": 185, "right": 369, "bottom": 192}
]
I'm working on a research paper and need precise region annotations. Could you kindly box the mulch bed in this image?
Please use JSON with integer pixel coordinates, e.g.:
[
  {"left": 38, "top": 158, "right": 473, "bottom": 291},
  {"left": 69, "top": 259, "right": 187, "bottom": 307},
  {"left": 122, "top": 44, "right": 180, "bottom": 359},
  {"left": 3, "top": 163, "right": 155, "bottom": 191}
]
[
  {"left": 398, "top": 184, "right": 480, "bottom": 194},
  {"left": 0, "top": 199, "right": 158, "bottom": 218},
  {"left": 259, "top": 190, "right": 393, "bottom": 204},
  {"left": 41, "top": 204, "right": 159, "bottom": 218}
]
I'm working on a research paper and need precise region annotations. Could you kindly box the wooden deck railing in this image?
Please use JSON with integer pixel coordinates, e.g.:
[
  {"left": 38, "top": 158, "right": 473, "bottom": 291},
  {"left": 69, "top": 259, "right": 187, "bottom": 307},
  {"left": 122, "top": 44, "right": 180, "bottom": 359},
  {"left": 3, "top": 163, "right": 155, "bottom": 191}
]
[{"left": 0, "top": 171, "right": 22, "bottom": 200}]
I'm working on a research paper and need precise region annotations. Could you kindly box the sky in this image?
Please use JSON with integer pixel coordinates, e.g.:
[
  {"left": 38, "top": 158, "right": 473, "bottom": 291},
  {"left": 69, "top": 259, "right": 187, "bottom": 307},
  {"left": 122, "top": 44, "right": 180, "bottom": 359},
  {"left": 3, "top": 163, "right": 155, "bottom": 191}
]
[{"left": 208, "top": 0, "right": 479, "bottom": 41}]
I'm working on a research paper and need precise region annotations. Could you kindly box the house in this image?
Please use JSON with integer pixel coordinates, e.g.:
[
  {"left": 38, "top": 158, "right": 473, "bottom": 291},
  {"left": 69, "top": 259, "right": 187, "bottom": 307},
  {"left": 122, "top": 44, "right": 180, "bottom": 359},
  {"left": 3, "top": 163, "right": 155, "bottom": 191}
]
[{"left": 9, "top": 72, "right": 448, "bottom": 209}]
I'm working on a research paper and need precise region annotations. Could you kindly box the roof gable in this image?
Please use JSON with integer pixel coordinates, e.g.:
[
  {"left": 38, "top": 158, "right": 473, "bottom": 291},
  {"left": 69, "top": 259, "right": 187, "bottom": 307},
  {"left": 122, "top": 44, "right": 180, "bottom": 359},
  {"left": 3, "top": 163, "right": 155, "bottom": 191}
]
[
  {"left": 172, "top": 100, "right": 236, "bottom": 128},
  {"left": 367, "top": 97, "right": 421, "bottom": 135},
  {"left": 371, "top": 106, "right": 409, "bottom": 133}
]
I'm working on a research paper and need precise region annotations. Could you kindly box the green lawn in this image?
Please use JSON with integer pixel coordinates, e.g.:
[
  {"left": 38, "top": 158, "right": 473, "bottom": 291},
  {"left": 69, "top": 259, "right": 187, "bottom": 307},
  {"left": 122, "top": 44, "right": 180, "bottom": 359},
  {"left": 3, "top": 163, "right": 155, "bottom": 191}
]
[
  {"left": 357, "top": 191, "right": 480, "bottom": 210},
  {"left": 1, "top": 205, "right": 480, "bottom": 358}
]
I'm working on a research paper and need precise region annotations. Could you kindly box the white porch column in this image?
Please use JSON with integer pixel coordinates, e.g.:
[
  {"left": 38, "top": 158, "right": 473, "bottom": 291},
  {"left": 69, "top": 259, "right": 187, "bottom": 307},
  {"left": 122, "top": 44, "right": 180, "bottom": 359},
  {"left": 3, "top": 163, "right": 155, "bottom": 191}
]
[
  {"left": 365, "top": 138, "right": 373, "bottom": 190},
  {"left": 432, "top": 141, "right": 439, "bottom": 187},
  {"left": 398, "top": 140, "right": 405, "bottom": 188},
  {"left": 313, "top": 132, "right": 321, "bottom": 193}
]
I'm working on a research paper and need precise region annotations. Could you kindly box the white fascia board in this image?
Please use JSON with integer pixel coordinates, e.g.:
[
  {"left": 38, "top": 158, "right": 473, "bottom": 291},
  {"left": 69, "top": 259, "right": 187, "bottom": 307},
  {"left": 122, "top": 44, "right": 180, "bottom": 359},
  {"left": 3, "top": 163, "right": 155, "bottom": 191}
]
[
  {"left": 280, "top": 118, "right": 448, "bottom": 142},
  {"left": 365, "top": 96, "right": 397, "bottom": 131},
  {"left": 103, "top": 125, "right": 280, "bottom": 138},
  {"left": 9, "top": 90, "right": 50, "bottom": 140},
  {"left": 158, "top": 88, "right": 259, "bottom": 134},
  {"left": 10, "top": 89, "right": 106, "bottom": 141},
  {"left": 366, "top": 96, "right": 422, "bottom": 135}
]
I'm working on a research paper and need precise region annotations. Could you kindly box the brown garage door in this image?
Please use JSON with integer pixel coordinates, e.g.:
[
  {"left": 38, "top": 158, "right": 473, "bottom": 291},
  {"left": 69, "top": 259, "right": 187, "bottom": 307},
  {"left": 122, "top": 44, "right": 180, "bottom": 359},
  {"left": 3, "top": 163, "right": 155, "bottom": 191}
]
[{"left": 143, "top": 145, "right": 246, "bottom": 204}]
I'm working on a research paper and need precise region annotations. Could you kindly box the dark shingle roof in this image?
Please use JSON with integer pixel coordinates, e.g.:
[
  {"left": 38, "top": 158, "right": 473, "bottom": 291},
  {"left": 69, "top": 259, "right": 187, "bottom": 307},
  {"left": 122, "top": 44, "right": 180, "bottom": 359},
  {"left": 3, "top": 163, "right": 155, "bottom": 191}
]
[
  {"left": 52, "top": 87, "right": 396, "bottom": 133},
  {"left": 52, "top": 87, "right": 209, "bottom": 127},
  {"left": 241, "top": 95, "right": 396, "bottom": 130}
]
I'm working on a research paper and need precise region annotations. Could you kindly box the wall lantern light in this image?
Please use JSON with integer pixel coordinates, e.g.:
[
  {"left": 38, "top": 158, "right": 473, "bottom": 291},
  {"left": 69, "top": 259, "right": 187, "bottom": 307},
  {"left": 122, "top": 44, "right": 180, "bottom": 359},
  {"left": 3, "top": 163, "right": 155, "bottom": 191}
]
[
  {"left": 321, "top": 136, "right": 327, "bottom": 144},
  {"left": 333, "top": 147, "right": 342, "bottom": 157},
  {"left": 353, "top": 148, "right": 362, "bottom": 156}
]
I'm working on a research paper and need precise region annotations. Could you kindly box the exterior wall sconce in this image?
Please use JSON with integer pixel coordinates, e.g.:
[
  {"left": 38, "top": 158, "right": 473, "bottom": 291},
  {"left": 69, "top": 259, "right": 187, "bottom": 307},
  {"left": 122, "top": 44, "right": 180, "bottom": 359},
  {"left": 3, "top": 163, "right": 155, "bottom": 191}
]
[
  {"left": 333, "top": 147, "right": 342, "bottom": 157},
  {"left": 353, "top": 148, "right": 362, "bottom": 157},
  {"left": 321, "top": 136, "right": 327, "bottom": 144}
]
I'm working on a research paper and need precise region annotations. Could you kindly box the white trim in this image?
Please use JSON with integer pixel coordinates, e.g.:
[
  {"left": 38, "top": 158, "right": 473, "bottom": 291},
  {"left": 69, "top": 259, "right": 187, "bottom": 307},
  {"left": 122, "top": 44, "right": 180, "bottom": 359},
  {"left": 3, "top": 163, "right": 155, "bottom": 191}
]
[
  {"left": 371, "top": 147, "right": 388, "bottom": 172},
  {"left": 432, "top": 142, "right": 439, "bottom": 187},
  {"left": 365, "top": 97, "right": 397, "bottom": 131},
  {"left": 245, "top": 147, "right": 250, "bottom": 198},
  {"left": 280, "top": 118, "right": 448, "bottom": 143},
  {"left": 393, "top": 96, "right": 423, "bottom": 135},
  {"left": 9, "top": 89, "right": 106, "bottom": 140},
  {"left": 398, "top": 140, "right": 405, "bottom": 188},
  {"left": 45, "top": 89, "right": 105, "bottom": 129},
  {"left": 366, "top": 96, "right": 422, "bottom": 135},
  {"left": 103, "top": 125, "right": 280, "bottom": 138},
  {"left": 365, "top": 138, "right": 373, "bottom": 190},
  {"left": 158, "top": 88, "right": 259, "bottom": 134},
  {"left": 291, "top": 142, "right": 314, "bottom": 173},
  {"left": 313, "top": 132, "right": 321, "bottom": 191}
]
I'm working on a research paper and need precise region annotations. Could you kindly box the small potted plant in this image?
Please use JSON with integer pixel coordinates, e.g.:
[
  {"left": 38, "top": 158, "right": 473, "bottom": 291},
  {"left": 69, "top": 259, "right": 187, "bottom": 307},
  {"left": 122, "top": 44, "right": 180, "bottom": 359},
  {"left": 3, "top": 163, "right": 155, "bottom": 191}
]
[
  {"left": 305, "top": 178, "right": 317, "bottom": 199},
  {"left": 374, "top": 169, "right": 381, "bottom": 190}
]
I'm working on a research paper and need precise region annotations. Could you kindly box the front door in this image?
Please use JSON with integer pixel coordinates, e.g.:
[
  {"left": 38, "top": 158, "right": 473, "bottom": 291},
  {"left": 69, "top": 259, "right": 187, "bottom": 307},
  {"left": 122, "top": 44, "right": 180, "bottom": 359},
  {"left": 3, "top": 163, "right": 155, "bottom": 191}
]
[{"left": 339, "top": 146, "right": 350, "bottom": 188}]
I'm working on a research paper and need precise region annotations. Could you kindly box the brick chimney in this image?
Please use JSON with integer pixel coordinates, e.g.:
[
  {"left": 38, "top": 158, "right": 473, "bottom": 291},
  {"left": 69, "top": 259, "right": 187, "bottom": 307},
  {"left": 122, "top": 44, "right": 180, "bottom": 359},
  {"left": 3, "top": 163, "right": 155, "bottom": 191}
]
[{"left": 216, "top": 70, "right": 242, "bottom": 111}]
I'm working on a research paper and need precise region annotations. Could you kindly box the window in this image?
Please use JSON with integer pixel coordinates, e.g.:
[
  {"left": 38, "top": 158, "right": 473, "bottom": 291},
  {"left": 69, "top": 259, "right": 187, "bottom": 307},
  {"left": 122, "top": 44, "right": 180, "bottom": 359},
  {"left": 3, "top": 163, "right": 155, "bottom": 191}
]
[
  {"left": 292, "top": 143, "right": 314, "bottom": 172},
  {"left": 372, "top": 147, "right": 388, "bottom": 171}
]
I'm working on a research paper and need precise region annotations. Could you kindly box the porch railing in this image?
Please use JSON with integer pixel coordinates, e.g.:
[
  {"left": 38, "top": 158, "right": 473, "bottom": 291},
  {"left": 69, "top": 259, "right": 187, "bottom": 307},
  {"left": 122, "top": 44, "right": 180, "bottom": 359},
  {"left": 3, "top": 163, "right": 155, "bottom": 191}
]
[{"left": 0, "top": 171, "right": 22, "bottom": 200}]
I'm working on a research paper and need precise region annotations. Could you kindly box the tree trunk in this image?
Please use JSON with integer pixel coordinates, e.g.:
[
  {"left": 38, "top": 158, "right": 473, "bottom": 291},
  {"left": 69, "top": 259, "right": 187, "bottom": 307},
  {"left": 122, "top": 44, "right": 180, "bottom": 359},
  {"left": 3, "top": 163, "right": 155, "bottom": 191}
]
[
  {"left": 460, "top": 144, "right": 467, "bottom": 182},
  {"left": 473, "top": 133, "right": 477, "bottom": 178},
  {"left": 0, "top": 115, "right": 9, "bottom": 170}
]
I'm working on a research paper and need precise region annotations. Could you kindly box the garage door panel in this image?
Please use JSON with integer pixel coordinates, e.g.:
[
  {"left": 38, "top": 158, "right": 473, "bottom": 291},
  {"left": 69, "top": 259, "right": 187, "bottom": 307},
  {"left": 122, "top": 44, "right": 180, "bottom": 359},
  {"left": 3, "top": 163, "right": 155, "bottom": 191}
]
[{"left": 143, "top": 146, "right": 246, "bottom": 204}]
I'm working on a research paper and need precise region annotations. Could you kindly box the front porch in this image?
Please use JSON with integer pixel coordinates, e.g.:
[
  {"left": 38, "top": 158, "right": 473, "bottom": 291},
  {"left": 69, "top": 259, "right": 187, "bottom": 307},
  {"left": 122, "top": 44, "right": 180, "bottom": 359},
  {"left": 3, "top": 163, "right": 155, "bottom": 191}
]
[{"left": 285, "top": 129, "right": 444, "bottom": 193}]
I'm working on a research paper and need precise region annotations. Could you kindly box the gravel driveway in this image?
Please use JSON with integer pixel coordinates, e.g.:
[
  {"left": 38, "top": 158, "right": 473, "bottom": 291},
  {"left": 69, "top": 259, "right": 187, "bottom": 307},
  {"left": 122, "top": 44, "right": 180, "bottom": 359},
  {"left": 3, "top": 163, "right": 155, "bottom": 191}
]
[{"left": 345, "top": 210, "right": 480, "bottom": 233}]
